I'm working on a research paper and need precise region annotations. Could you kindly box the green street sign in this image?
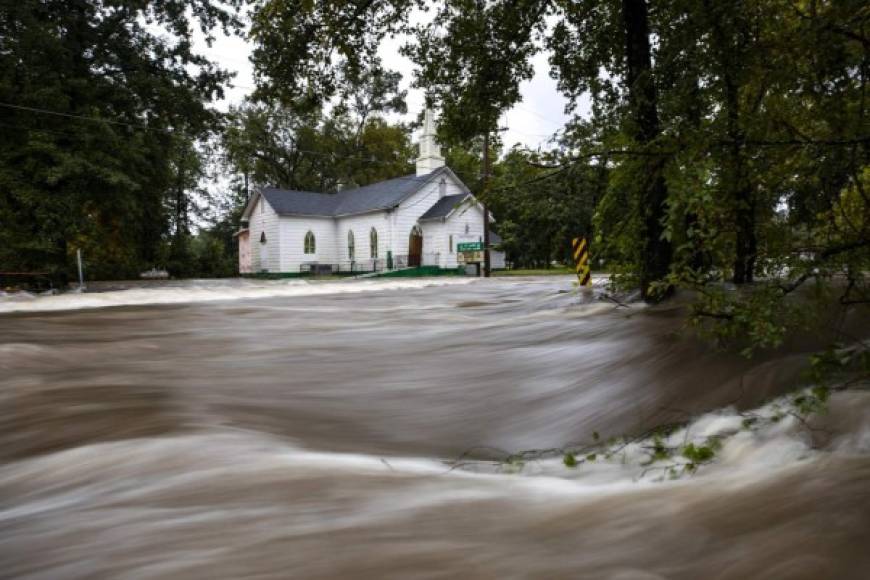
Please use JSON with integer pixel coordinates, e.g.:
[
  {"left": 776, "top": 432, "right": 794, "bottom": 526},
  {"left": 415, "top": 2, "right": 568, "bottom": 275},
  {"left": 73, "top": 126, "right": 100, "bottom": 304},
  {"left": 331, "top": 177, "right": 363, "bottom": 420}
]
[{"left": 457, "top": 242, "right": 483, "bottom": 252}]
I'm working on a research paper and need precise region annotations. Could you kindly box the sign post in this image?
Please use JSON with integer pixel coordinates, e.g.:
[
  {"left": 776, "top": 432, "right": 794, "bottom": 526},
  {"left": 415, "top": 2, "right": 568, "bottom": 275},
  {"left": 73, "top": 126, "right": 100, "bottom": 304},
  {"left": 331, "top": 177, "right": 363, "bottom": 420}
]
[
  {"left": 76, "top": 249, "right": 85, "bottom": 290},
  {"left": 456, "top": 241, "right": 485, "bottom": 275}
]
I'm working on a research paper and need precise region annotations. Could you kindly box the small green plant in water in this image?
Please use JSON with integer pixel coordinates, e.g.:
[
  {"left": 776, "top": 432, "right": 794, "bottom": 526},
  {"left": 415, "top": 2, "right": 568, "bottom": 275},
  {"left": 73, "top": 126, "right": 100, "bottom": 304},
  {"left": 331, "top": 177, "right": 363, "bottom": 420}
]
[
  {"left": 682, "top": 442, "right": 715, "bottom": 463},
  {"left": 563, "top": 453, "right": 577, "bottom": 468},
  {"left": 651, "top": 435, "right": 670, "bottom": 462}
]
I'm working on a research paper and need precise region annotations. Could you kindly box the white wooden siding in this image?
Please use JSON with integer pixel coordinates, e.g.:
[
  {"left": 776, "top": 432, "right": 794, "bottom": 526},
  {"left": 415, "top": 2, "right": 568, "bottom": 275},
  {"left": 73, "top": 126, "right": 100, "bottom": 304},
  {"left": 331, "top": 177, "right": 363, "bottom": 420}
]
[
  {"left": 248, "top": 195, "right": 281, "bottom": 272},
  {"left": 334, "top": 211, "right": 393, "bottom": 270},
  {"left": 278, "top": 216, "right": 337, "bottom": 272}
]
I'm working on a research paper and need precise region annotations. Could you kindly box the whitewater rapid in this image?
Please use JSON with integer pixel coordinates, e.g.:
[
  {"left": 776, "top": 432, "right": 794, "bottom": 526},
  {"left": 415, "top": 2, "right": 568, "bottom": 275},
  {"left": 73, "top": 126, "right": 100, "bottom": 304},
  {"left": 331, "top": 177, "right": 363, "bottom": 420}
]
[{"left": 0, "top": 276, "right": 478, "bottom": 313}]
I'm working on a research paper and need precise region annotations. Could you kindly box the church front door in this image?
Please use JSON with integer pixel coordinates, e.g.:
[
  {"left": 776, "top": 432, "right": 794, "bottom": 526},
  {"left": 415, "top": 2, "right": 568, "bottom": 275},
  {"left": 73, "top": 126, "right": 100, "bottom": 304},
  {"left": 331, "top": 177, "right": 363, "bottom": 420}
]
[{"left": 408, "top": 225, "right": 423, "bottom": 267}]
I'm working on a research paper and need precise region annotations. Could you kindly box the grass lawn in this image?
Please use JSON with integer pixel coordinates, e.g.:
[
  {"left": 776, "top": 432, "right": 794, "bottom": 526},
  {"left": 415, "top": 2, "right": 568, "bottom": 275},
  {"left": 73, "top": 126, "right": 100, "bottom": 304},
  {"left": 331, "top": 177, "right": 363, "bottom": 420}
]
[{"left": 492, "top": 267, "right": 575, "bottom": 277}]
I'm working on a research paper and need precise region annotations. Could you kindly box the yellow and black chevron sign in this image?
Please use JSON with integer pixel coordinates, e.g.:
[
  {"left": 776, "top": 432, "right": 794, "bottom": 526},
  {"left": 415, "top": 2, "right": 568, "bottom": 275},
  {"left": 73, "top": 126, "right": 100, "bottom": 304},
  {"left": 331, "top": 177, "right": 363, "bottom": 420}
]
[{"left": 572, "top": 237, "right": 591, "bottom": 286}]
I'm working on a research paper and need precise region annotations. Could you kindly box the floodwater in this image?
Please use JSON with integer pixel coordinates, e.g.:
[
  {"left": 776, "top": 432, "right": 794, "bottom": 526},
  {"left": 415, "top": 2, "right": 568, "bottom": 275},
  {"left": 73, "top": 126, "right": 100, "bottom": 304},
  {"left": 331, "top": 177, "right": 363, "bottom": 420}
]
[{"left": 1, "top": 276, "right": 869, "bottom": 579}]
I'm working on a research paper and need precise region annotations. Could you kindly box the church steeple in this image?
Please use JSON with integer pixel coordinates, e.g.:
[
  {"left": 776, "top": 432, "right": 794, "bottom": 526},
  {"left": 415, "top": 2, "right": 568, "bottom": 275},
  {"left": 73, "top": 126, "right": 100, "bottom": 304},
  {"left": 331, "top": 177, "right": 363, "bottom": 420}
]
[{"left": 416, "top": 108, "right": 445, "bottom": 176}]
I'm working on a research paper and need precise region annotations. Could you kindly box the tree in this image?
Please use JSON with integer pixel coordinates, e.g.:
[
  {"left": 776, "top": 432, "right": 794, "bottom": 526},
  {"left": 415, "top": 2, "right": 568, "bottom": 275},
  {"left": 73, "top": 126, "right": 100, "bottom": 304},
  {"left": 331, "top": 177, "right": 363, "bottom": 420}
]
[
  {"left": 0, "top": 1, "right": 241, "bottom": 281},
  {"left": 222, "top": 103, "right": 415, "bottom": 193},
  {"left": 485, "top": 147, "right": 601, "bottom": 268}
]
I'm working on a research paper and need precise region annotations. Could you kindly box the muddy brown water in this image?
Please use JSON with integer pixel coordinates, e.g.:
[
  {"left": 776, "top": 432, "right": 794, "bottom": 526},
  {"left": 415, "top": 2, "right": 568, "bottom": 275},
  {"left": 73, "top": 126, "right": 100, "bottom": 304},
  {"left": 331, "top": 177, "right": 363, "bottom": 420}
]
[{"left": 1, "top": 277, "right": 868, "bottom": 579}]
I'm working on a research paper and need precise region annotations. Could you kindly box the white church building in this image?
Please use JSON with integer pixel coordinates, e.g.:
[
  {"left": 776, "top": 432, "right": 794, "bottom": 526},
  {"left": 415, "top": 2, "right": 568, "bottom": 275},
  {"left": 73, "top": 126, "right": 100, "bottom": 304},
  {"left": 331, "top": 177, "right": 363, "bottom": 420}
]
[{"left": 236, "top": 110, "right": 504, "bottom": 274}]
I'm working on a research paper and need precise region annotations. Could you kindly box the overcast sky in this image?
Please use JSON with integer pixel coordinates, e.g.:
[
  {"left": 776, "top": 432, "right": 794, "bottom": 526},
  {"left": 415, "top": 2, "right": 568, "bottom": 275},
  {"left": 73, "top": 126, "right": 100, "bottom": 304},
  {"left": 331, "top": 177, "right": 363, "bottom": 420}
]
[{"left": 195, "top": 21, "right": 584, "bottom": 154}]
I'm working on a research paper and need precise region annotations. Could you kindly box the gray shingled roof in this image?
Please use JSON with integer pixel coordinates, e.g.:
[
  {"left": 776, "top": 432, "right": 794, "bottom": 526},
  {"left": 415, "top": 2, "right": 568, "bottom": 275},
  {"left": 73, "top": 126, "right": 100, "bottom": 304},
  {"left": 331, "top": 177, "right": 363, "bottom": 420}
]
[
  {"left": 259, "top": 169, "right": 448, "bottom": 217},
  {"left": 259, "top": 188, "right": 342, "bottom": 216},
  {"left": 418, "top": 194, "right": 469, "bottom": 220}
]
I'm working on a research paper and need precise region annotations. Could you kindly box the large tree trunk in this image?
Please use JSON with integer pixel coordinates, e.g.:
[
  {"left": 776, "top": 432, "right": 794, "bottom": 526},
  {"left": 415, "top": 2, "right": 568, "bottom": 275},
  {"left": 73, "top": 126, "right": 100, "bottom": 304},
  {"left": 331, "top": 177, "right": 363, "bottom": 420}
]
[
  {"left": 684, "top": 77, "right": 706, "bottom": 272},
  {"left": 482, "top": 132, "right": 491, "bottom": 277},
  {"left": 726, "top": 82, "right": 756, "bottom": 284},
  {"left": 622, "top": 0, "right": 672, "bottom": 300},
  {"left": 709, "top": 3, "right": 756, "bottom": 285}
]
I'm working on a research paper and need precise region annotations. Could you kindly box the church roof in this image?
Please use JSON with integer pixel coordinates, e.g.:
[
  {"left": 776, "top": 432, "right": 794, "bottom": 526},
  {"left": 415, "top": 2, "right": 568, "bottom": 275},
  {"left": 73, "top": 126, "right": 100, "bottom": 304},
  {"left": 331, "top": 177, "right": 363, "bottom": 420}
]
[
  {"left": 418, "top": 193, "right": 469, "bottom": 220},
  {"left": 259, "top": 167, "right": 453, "bottom": 218}
]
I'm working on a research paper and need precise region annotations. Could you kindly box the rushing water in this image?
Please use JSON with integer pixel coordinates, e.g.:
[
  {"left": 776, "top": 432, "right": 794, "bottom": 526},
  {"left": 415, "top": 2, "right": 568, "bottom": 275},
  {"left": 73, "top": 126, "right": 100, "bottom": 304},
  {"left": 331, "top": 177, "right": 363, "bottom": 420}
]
[{"left": 1, "top": 276, "right": 869, "bottom": 579}]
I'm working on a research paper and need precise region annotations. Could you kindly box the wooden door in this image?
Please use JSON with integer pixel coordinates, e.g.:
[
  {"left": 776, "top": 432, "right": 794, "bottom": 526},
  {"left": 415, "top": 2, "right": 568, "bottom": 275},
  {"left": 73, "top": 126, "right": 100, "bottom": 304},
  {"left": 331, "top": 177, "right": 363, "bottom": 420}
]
[{"left": 408, "top": 227, "right": 423, "bottom": 267}]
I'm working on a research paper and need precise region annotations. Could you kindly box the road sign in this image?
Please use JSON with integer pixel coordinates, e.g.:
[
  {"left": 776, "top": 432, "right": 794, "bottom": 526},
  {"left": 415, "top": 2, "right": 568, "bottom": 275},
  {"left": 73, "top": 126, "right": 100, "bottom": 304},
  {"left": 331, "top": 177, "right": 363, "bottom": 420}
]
[
  {"left": 458, "top": 250, "right": 484, "bottom": 263},
  {"left": 457, "top": 241, "right": 483, "bottom": 252},
  {"left": 572, "top": 237, "right": 591, "bottom": 286}
]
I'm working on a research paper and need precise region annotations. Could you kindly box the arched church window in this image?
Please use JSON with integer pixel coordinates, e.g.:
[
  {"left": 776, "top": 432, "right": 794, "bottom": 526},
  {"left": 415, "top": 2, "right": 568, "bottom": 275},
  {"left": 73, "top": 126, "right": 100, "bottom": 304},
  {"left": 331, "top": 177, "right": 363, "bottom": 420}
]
[
  {"left": 304, "top": 231, "right": 316, "bottom": 254},
  {"left": 348, "top": 230, "right": 355, "bottom": 260},
  {"left": 260, "top": 232, "right": 267, "bottom": 244},
  {"left": 370, "top": 228, "right": 378, "bottom": 258}
]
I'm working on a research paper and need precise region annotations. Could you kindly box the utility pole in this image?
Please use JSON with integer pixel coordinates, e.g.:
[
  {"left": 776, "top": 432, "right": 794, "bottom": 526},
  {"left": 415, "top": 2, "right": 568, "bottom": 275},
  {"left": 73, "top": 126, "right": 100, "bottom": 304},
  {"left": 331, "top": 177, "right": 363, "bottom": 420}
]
[
  {"left": 176, "top": 143, "right": 187, "bottom": 237},
  {"left": 76, "top": 248, "right": 85, "bottom": 290},
  {"left": 482, "top": 132, "right": 491, "bottom": 278}
]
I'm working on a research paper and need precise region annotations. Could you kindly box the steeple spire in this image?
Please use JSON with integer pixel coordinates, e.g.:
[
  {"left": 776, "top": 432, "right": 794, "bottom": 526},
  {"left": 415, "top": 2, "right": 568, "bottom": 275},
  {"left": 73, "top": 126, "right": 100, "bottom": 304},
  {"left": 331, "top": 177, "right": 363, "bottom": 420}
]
[{"left": 416, "top": 108, "right": 445, "bottom": 176}]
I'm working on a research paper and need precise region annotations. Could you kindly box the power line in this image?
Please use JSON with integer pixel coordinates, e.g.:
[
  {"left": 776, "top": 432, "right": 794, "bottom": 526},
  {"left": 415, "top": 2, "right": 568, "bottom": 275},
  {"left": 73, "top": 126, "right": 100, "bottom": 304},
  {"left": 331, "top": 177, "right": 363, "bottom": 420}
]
[
  {"left": 511, "top": 103, "right": 567, "bottom": 127},
  {"left": 0, "top": 121, "right": 82, "bottom": 139},
  {"left": 0, "top": 101, "right": 174, "bottom": 133},
  {"left": 1, "top": 99, "right": 567, "bottom": 161},
  {"left": 0, "top": 100, "right": 561, "bottom": 193}
]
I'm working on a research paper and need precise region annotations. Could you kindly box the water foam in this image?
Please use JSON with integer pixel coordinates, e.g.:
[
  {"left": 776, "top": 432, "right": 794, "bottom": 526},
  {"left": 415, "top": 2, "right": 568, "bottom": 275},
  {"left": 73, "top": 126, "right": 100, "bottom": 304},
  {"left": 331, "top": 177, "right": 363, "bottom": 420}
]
[
  {"left": 0, "top": 277, "right": 477, "bottom": 313},
  {"left": 453, "top": 388, "right": 868, "bottom": 490}
]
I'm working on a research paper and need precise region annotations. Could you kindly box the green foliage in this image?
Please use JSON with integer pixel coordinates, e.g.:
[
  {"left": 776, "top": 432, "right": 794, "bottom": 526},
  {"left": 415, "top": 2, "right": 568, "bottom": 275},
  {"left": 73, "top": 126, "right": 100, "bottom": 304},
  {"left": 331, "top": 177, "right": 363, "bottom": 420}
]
[
  {"left": 563, "top": 453, "right": 577, "bottom": 468},
  {"left": 222, "top": 102, "right": 414, "bottom": 192},
  {"left": 806, "top": 344, "right": 870, "bottom": 389},
  {"left": 500, "top": 455, "right": 525, "bottom": 474},
  {"left": 490, "top": 154, "right": 599, "bottom": 268},
  {"left": 0, "top": 1, "right": 242, "bottom": 281},
  {"left": 406, "top": 0, "right": 544, "bottom": 142},
  {"left": 650, "top": 436, "right": 670, "bottom": 462},
  {"left": 681, "top": 442, "right": 715, "bottom": 464}
]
